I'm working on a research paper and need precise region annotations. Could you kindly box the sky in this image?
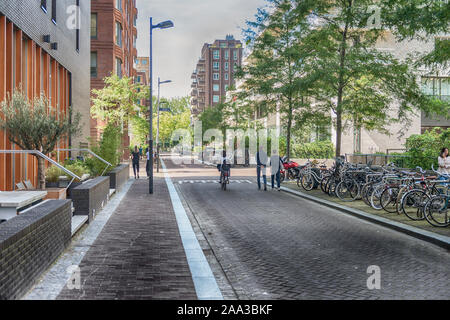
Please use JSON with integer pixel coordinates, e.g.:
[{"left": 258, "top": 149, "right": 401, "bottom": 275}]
[{"left": 135, "top": 0, "right": 267, "bottom": 99}]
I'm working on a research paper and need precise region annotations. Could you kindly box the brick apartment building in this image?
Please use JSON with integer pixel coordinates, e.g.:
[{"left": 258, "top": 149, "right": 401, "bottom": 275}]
[
  {"left": 191, "top": 35, "right": 243, "bottom": 114},
  {"left": 90, "top": 0, "right": 138, "bottom": 158},
  {"left": 135, "top": 56, "right": 149, "bottom": 83},
  {"left": 0, "top": 0, "right": 90, "bottom": 191}
]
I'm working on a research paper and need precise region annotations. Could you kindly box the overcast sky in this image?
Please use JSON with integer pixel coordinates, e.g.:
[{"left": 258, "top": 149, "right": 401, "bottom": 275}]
[{"left": 135, "top": 0, "right": 266, "bottom": 99}]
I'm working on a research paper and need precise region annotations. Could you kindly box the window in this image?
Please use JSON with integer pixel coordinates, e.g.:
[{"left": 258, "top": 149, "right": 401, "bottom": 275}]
[
  {"left": 224, "top": 50, "right": 229, "bottom": 60},
  {"left": 137, "top": 76, "right": 141, "bottom": 83},
  {"left": 213, "top": 73, "right": 219, "bottom": 80},
  {"left": 51, "top": 0, "right": 57, "bottom": 23},
  {"left": 116, "top": 22, "right": 122, "bottom": 46},
  {"left": 220, "top": 43, "right": 228, "bottom": 48},
  {"left": 213, "top": 95, "right": 220, "bottom": 103},
  {"left": 116, "top": 0, "right": 122, "bottom": 12},
  {"left": 213, "top": 50, "right": 220, "bottom": 59},
  {"left": 233, "top": 50, "right": 238, "bottom": 60},
  {"left": 224, "top": 73, "right": 229, "bottom": 81},
  {"left": 213, "top": 84, "right": 219, "bottom": 92},
  {"left": 224, "top": 62, "right": 229, "bottom": 71},
  {"left": 234, "top": 63, "right": 238, "bottom": 71},
  {"left": 141, "top": 59, "right": 147, "bottom": 65},
  {"left": 91, "top": 52, "right": 97, "bottom": 78},
  {"left": 41, "top": 0, "right": 47, "bottom": 12},
  {"left": 91, "top": 14, "right": 98, "bottom": 39},
  {"left": 116, "top": 58, "right": 122, "bottom": 78},
  {"left": 421, "top": 77, "right": 450, "bottom": 101},
  {"left": 213, "top": 62, "right": 219, "bottom": 70},
  {"left": 133, "top": 35, "right": 137, "bottom": 48},
  {"left": 134, "top": 15, "right": 137, "bottom": 26}
]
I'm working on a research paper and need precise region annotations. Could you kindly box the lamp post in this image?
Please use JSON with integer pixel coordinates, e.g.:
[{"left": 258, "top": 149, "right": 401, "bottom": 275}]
[
  {"left": 156, "top": 78, "right": 172, "bottom": 173},
  {"left": 149, "top": 18, "right": 174, "bottom": 194}
]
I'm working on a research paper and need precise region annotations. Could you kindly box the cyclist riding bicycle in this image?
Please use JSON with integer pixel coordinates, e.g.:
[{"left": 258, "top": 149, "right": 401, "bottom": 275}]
[{"left": 217, "top": 150, "right": 232, "bottom": 182}]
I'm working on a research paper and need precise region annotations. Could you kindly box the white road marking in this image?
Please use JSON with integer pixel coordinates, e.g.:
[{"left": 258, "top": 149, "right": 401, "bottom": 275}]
[{"left": 161, "top": 159, "right": 223, "bottom": 300}]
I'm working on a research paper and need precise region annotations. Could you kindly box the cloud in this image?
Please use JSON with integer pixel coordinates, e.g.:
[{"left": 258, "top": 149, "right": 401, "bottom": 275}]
[{"left": 136, "top": 0, "right": 266, "bottom": 98}]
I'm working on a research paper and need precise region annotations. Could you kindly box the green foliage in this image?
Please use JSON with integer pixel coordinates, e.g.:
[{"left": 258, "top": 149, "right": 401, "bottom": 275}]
[
  {"left": 63, "top": 163, "right": 91, "bottom": 182},
  {"left": 45, "top": 165, "right": 65, "bottom": 183},
  {"left": 404, "top": 128, "right": 450, "bottom": 170},
  {"left": 198, "top": 104, "right": 225, "bottom": 135},
  {"left": 0, "top": 89, "right": 82, "bottom": 189},
  {"left": 86, "top": 124, "right": 122, "bottom": 176},
  {"left": 0, "top": 90, "right": 81, "bottom": 154},
  {"left": 91, "top": 74, "right": 148, "bottom": 126},
  {"left": 293, "top": 140, "right": 335, "bottom": 159}
]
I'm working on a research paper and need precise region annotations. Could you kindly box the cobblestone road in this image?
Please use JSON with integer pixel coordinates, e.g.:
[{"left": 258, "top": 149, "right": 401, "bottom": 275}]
[{"left": 165, "top": 157, "right": 450, "bottom": 300}]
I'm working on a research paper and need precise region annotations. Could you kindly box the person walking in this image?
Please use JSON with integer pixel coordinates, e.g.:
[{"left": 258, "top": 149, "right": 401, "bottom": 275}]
[
  {"left": 131, "top": 146, "right": 140, "bottom": 179},
  {"left": 256, "top": 146, "right": 268, "bottom": 191},
  {"left": 438, "top": 147, "right": 450, "bottom": 175},
  {"left": 145, "top": 147, "right": 150, "bottom": 179},
  {"left": 270, "top": 149, "right": 283, "bottom": 191},
  {"left": 139, "top": 145, "right": 143, "bottom": 160}
]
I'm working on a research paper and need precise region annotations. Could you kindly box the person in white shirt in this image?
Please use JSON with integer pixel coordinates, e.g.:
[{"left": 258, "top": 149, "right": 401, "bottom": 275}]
[{"left": 438, "top": 147, "right": 450, "bottom": 175}]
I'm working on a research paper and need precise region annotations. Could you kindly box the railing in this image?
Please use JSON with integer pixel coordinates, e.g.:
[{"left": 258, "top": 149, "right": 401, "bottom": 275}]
[
  {"left": 0, "top": 150, "right": 81, "bottom": 190},
  {"left": 55, "top": 148, "right": 112, "bottom": 177}
]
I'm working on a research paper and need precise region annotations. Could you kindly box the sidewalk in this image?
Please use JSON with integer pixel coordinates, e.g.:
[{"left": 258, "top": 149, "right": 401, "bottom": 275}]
[{"left": 57, "top": 174, "right": 198, "bottom": 300}]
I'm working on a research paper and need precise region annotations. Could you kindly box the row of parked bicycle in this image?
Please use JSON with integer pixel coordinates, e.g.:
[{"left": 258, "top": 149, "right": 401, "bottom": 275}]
[{"left": 279, "top": 157, "right": 450, "bottom": 228}]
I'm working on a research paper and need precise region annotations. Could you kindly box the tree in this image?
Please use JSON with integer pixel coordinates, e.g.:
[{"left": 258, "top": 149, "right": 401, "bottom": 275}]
[
  {"left": 91, "top": 74, "right": 148, "bottom": 127},
  {"left": 294, "top": 0, "right": 445, "bottom": 157},
  {"left": 381, "top": 0, "right": 450, "bottom": 67},
  {"left": 240, "top": 0, "right": 320, "bottom": 159},
  {"left": 0, "top": 90, "right": 81, "bottom": 189}
]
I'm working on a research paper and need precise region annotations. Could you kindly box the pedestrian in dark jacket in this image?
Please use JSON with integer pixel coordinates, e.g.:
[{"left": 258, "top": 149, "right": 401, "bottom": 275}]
[
  {"left": 256, "top": 146, "right": 268, "bottom": 191},
  {"left": 131, "top": 146, "right": 140, "bottom": 179}
]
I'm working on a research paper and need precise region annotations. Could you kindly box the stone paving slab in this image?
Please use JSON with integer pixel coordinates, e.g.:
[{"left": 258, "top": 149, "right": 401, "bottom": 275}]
[{"left": 56, "top": 177, "right": 197, "bottom": 300}]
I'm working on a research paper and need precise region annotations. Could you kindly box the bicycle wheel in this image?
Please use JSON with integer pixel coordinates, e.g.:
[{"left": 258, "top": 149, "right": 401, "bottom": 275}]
[
  {"left": 380, "top": 186, "right": 400, "bottom": 213},
  {"left": 326, "top": 177, "right": 337, "bottom": 197},
  {"left": 424, "top": 195, "right": 450, "bottom": 227},
  {"left": 401, "top": 189, "right": 429, "bottom": 221},
  {"left": 336, "top": 179, "right": 360, "bottom": 202},
  {"left": 370, "top": 184, "right": 385, "bottom": 210},
  {"left": 396, "top": 186, "right": 409, "bottom": 214},
  {"left": 320, "top": 176, "right": 330, "bottom": 193},
  {"left": 300, "top": 173, "right": 315, "bottom": 191},
  {"left": 361, "top": 183, "right": 373, "bottom": 207}
]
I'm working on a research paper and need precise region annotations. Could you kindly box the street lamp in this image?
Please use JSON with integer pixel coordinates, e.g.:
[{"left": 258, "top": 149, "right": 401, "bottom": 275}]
[
  {"left": 156, "top": 77, "right": 172, "bottom": 173},
  {"left": 149, "top": 18, "right": 174, "bottom": 194}
]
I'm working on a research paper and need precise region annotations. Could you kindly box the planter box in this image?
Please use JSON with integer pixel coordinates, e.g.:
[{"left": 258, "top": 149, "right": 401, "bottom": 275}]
[
  {"left": 44, "top": 188, "right": 67, "bottom": 200},
  {"left": 107, "top": 164, "right": 130, "bottom": 192},
  {"left": 0, "top": 200, "right": 72, "bottom": 300},
  {"left": 70, "top": 176, "right": 110, "bottom": 223}
]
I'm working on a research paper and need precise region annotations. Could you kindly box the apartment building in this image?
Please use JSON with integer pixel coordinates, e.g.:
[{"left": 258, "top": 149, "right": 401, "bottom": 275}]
[
  {"left": 135, "top": 56, "right": 149, "bottom": 84},
  {"left": 0, "top": 0, "right": 90, "bottom": 191},
  {"left": 90, "top": 0, "right": 138, "bottom": 157},
  {"left": 191, "top": 35, "right": 243, "bottom": 114}
]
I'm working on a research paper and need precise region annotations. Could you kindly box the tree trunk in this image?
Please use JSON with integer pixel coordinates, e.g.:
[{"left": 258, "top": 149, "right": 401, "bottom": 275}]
[
  {"left": 37, "top": 156, "right": 46, "bottom": 190},
  {"left": 286, "top": 100, "right": 293, "bottom": 161}
]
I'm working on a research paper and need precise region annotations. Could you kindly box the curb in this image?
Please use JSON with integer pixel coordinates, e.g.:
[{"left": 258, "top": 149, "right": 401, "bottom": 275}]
[{"left": 280, "top": 186, "right": 450, "bottom": 251}]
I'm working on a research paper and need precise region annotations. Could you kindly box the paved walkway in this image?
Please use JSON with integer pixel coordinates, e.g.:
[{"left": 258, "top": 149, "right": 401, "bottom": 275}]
[{"left": 57, "top": 175, "right": 197, "bottom": 300}]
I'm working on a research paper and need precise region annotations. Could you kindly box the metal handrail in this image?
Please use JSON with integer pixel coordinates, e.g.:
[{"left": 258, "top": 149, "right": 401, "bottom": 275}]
[
  {"left": 56, "top": 148, "right": 112, "bottom": 176},
  {"left": 0, "top": 150, "right": 81, "bottom": 189}
]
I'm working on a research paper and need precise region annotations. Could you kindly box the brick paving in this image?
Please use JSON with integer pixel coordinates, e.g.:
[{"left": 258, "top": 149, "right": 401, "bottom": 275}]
[
  {"left": 163, "top": 158, "right": 450, "bottom": 300},
  {"left": 57, "top": 175, "right": 197, "bottom": 300}
]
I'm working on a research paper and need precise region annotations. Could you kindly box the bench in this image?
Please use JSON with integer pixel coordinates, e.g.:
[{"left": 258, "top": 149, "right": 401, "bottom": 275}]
[{"left": 0, "top": 191, "right": 48, "bottom": 221}]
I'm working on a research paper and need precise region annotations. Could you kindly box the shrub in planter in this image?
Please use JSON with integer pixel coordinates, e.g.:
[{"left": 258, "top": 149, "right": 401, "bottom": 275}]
[{"left": 45, "top": 165, "right": 65, "bottom": 187}]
